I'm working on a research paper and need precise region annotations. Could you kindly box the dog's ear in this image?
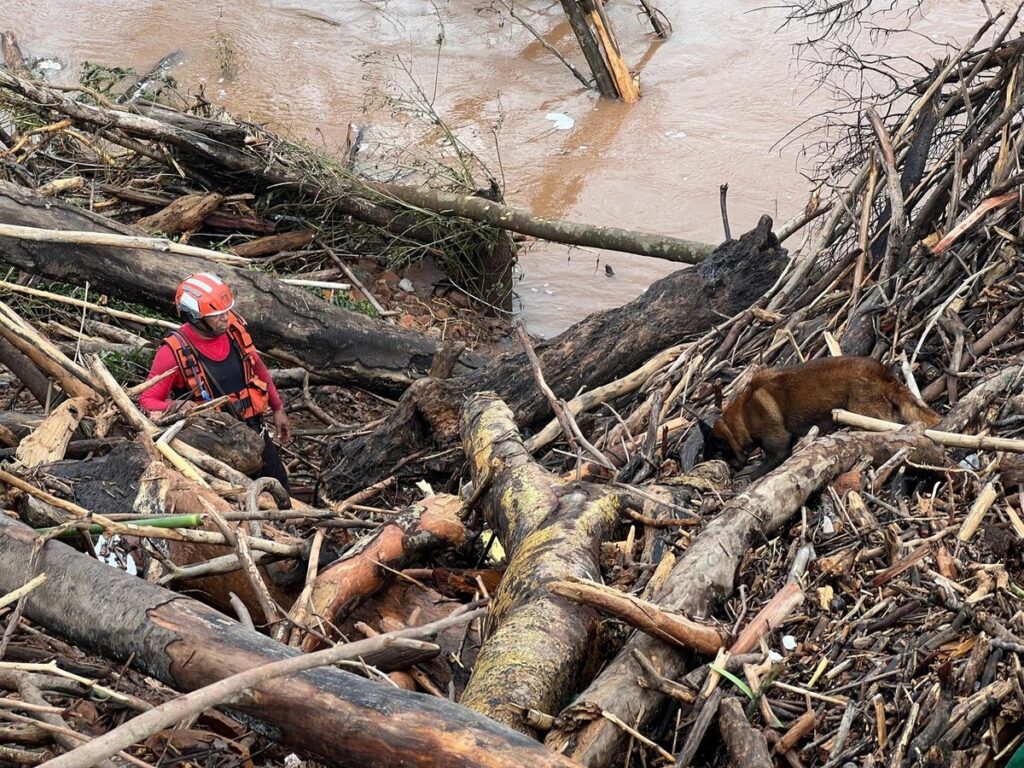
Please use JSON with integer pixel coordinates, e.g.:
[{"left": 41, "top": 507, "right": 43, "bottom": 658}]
[{"left": 713, "top": 381, "right": 724, "bottom": 410}]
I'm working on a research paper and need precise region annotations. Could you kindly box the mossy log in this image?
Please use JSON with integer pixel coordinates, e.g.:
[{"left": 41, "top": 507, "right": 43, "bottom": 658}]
[
  {"left": 457, "top": 392, "right": 621, "bottom": 736},
  {"left": 543, "top": 429, "right": 940, "bottom": 767}
]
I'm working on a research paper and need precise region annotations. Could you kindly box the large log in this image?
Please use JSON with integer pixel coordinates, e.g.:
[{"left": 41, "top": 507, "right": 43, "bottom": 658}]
[
  {"left": 325, "top": 216, "right": 787, "bottom": 497},
  {"left": 543, "top": 429, "right": 940, "bottom": 767},
  {"left": 0, "top": 516, "right": 582, "bottom": 768},
  {"left": 457, "top": 393, "right": 621, "bottom": 735},
  {"left": 0, "top": 180, "right": 480, "bottom": 396}
]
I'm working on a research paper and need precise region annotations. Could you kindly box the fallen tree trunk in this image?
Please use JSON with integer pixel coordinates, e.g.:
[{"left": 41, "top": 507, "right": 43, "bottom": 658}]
[
  {"left": 0, "top": 517, "right": 582, "bottom": 768},
  {"left": 326, "top": 216, "right": 787, "bottom": 497},
  {"left": 0, "top": 180, "right": 480, "bottom": 396},
  {"left": 457, "top": 393, "right": 622, "bottom": 735},
  {"left": 376, "top": 185, "right": 712, "bottom": 264},
  {"left": 544, "top": 429, "right": 940, "bottom": 767}
]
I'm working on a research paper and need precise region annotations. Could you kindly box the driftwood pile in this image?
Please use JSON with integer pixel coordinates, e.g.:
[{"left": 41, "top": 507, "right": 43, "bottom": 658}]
[{"left": 1, "top": 11, "right": 1024, "bottom": 768}]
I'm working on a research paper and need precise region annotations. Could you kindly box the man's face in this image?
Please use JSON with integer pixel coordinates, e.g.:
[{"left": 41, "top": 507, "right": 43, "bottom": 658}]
[{"left": 200, "top": 313, "right": 230, "bottom": 336}]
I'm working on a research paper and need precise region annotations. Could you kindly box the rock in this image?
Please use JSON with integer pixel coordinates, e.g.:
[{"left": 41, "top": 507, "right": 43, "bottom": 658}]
[{"left": 448, "top": 291, "right": 473, "bottom": 310}]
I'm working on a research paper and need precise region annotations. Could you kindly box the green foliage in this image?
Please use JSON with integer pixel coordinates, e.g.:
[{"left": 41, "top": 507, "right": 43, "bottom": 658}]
[
  {"left": 98, "top": 346, "right": 155, "bottom": 387},
  {"left": 330, "top": 290, "right": 379, "bottom": 318},
  {"left": 79, "top": 61, "right": 136, "bottom": 96}
]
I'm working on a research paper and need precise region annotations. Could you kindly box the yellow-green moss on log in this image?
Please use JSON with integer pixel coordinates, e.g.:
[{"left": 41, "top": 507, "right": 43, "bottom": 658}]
[{"left": 459, "top": 392, "right": 621, "bottom": 736}]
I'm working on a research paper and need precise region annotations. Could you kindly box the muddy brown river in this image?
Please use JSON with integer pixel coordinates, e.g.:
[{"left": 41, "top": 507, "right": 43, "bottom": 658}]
[{"left": 7, "top": 0, "right": 1007, "bottom": 334}]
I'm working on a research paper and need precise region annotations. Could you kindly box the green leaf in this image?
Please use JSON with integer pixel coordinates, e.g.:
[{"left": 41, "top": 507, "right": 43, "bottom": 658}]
[{"left": 709, "top": 663, "right": 754, "bottom": 699}]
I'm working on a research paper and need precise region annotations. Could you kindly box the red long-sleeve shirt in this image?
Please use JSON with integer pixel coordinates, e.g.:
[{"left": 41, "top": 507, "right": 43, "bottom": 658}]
[{"left": 139, "top": 323, "right": 283, "bottom": 414}]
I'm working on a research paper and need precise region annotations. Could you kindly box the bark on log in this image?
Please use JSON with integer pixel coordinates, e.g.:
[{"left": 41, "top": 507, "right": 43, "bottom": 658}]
[
  {"left": 0, "top": 411, "right": 42, "bottom": 440},
  {"left": 130, "top": 100, "right": 249, "bottom": 146},
  {"left": 326, "top": 216, "right": 787, "bottom": 497},
  {"left": 378, "top": 184, "right": 711, "bottom": 264},
  {"left": 301, "top": 494, "right": 469, "bottom": 650},
  {"left": 544, "top": 429, "right": 939, "bottom": 767},
  {"left": 0, "top": 335, "right": 50, "bottom": 405},
  {"left": 230, "top": 230, "right": 314, "bottom": 258},
  {"left": 176, "top": 412, "right": 265, "bottom": 476},
  {"left": 136, "top": 192, "right": 225, "bottom": 235},
  {"left": 557, "top": 0, "right": 618, "bottom": 98},
  {"left": 457, "top": 393, "right": 622, "bottom": 736},
  {"left": 0, "top": 516, "right": 582, "bottom": 768},
  {"left": 718, "top": 697, "right": 773, "bottom": 768},
  {"left": 0, "top": 180, "right": 480, "bottom": 395}
]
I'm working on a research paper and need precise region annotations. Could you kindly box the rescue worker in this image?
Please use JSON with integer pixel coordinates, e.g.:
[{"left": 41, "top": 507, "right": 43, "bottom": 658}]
[{"left": 139, "top": 273, "right": 292, "bottom": 491}]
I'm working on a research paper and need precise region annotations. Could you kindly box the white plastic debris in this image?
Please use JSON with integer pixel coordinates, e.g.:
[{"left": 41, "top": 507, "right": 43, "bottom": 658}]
[
  {"left": 959, "top": 453, "right": 982, "bottom": 471},
  {"left": 397, "top": 277, "right": 415, "bottom": 293},
  {"left": 821, "top": 516, "right": 835, "bottom": 536},
  {"left": 782, "top": 635, "right": 798, "bottom": 652},
  {"left": 545, "top": 112, "right": 575, "bottom": 130}
]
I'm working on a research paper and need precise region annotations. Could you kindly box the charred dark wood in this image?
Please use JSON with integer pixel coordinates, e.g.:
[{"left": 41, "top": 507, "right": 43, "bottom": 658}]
[{"left": 325, "top": 216, "right": 787, "bottom": 497}]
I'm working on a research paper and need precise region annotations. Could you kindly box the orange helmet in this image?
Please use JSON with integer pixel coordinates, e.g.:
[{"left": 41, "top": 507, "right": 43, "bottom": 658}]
[{"left": 175, "top": 273, "right": 235, "bottom": 324}]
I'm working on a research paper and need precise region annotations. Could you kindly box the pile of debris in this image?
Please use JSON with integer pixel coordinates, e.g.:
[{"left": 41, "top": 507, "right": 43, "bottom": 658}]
[{"left": 0, "top": 10, "right": 1023, "bottom": 768}]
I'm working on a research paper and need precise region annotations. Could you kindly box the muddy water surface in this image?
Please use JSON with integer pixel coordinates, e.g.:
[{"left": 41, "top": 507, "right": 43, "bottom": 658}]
[{"left": 8, "top": 0, "right": 1005, "bottom": 335}]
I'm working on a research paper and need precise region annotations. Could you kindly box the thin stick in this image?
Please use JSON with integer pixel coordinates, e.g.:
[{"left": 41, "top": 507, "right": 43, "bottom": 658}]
[
  {"left": 0, "top": 574, "right": 47, "bottom": 611},
  {"left": 719, "top": 183, "right": 732, "bottom": 240},
  {"left": 866, "top": 108, "right": 907, "bottom": 282},
  {"left": 326, "top": 250, "right": 392, "bottom": 323}
]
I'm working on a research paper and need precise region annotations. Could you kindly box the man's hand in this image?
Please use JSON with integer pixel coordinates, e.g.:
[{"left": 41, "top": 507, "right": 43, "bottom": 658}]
[
  {"left": 272, "top": 408, "right": 292, "bottom": 445},
  {"left": 166, "top": 400, "right": 198, "bottom": 416}
]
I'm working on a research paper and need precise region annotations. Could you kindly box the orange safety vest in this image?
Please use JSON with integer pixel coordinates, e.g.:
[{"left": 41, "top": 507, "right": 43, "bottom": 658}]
[{"left": 163, "top": 313, "right": 270, "bottom": 421}]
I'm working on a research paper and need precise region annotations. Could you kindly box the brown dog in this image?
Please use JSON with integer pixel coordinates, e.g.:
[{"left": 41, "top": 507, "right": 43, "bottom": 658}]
[{"left": 702, "top": 356, "right": 940, "bottom": 478}]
